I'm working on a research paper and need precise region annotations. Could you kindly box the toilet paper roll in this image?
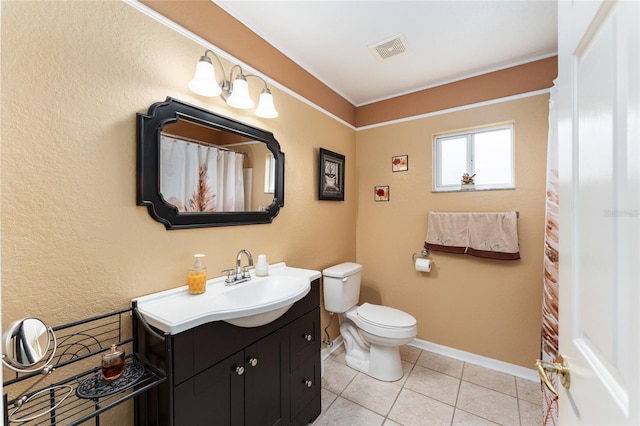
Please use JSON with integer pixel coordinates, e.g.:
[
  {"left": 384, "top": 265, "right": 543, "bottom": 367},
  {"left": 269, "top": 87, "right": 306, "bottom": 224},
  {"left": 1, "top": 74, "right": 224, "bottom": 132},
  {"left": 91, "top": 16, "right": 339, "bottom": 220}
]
[{"left": 415, "top": 258, "right": 432, "bottom": 272}]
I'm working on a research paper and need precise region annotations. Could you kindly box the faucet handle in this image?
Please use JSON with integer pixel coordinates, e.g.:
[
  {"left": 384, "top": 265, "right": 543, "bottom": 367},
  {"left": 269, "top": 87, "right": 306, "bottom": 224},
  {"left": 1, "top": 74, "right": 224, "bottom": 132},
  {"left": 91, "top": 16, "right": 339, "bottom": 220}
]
[
  {"left": 242, "top": 265, "right": 252, "bottom": 278},
  {"left": 222, "top": 268, "right": 235, "bottom": 283}
]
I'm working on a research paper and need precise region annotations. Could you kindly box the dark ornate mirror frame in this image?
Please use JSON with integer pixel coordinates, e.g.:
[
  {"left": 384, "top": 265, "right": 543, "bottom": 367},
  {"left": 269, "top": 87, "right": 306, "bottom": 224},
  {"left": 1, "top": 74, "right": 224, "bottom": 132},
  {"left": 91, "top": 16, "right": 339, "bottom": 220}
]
[{"left": 137, "top": 97, "right": 285, "bottom": 229}]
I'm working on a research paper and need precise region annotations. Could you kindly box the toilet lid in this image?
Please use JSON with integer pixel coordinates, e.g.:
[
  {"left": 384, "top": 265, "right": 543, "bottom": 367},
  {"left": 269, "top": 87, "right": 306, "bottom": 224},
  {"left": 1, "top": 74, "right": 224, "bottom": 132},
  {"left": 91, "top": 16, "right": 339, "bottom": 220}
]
[{"left": 356, "top": 303, "right": 416, "bottom": 328}]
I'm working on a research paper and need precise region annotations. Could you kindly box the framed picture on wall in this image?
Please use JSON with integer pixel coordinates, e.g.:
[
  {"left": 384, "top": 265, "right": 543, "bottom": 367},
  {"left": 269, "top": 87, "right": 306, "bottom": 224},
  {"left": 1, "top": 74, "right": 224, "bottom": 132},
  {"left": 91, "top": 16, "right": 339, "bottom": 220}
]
[
  {"left": 318, "top": 148, "right": 345, "bottom": 201},
  {"left": 392, "top": 155, "right": 408, "bottom": 172},
  {"left": 374, "top": 186, "right": 389, "bottom": 201}
]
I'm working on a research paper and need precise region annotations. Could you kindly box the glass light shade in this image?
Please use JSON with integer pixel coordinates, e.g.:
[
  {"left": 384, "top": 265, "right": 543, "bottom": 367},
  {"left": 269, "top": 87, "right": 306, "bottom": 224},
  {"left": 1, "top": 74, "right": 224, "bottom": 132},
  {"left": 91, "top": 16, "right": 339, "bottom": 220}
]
[
  {"left": 226, "top": 77, "right": 254, "bottom": 109},
  {"left": 254, "top": 89, "right": 279, "bottom": 118},
  {"left": 188, "top": 60, "right": 221, "bottom": 97}
]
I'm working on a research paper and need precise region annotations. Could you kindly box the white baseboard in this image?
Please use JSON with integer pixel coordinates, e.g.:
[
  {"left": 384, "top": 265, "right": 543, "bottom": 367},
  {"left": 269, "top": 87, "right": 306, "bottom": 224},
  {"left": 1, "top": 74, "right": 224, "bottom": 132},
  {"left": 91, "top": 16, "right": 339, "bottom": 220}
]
[
  {"left": 409, "top": 338, "right": 540, "bottom": 382},
  {"left": 321, "top": 336, "right": 539, "bottom": 383}
]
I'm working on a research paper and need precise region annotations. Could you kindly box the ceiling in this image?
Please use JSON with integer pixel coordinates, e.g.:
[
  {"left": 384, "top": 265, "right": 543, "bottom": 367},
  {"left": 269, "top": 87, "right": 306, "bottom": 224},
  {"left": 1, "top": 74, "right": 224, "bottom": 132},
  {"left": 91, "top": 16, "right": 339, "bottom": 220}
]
[{"left": 215, "top": 1, "right": 558, "bottom": 106}]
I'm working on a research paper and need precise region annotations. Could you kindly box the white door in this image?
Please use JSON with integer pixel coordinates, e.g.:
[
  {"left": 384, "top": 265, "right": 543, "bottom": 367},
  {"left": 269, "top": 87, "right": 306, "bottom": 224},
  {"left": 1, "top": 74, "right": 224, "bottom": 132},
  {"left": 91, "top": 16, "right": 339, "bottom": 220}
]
[{"left": 557, "top": 0, "right": 639, "bottom": 424}]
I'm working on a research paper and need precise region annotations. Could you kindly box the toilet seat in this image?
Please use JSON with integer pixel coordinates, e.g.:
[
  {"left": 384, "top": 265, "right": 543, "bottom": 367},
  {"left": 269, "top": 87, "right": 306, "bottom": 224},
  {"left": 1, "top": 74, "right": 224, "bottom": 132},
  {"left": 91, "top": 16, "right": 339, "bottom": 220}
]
[
  {"left": 346, "top": 303, "right": 417, "bottom": 339},
  {"left": 357, "top": 303, "right": 416, "bottom": 328}
]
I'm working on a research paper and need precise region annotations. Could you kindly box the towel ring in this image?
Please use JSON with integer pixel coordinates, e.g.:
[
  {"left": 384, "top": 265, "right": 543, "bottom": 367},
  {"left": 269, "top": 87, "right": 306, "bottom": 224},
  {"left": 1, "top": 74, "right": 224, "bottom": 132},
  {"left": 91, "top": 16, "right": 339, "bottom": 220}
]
[{"left": 412, "top": 249, "right": 430, "bottom": 262}]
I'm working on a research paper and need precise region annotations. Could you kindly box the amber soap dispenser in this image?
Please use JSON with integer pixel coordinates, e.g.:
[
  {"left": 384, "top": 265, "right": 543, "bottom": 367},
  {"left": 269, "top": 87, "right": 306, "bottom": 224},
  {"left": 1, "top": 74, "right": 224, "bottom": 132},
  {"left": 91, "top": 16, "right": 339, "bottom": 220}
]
[{"left": 188, "top": 254, "right": 207, "bottom": 295}]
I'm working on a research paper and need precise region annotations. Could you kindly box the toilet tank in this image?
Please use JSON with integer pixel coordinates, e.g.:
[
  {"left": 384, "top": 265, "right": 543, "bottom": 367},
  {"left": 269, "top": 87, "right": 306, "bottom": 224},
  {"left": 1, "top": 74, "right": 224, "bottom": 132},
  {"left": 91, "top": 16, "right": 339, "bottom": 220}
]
[{"left": 322, "top": 262, "right": 363, "bottom": 313}]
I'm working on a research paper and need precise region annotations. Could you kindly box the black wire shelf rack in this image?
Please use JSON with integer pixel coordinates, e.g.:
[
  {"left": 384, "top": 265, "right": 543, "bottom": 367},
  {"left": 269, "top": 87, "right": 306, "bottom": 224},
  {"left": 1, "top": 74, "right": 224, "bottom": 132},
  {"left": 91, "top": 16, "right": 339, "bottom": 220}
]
[{"left": 2, "top": 307, "right": 166, "bottom": 425}]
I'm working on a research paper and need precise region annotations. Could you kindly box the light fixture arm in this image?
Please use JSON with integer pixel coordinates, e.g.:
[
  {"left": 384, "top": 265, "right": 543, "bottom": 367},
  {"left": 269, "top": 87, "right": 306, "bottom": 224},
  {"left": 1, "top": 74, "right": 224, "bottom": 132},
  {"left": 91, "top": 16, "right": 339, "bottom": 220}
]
[
  {"left": 202, "top": 49, "right": 227, "bottom": 80},
  {"left": 202, "top": 50, "right": 236, "bottom": 96}
]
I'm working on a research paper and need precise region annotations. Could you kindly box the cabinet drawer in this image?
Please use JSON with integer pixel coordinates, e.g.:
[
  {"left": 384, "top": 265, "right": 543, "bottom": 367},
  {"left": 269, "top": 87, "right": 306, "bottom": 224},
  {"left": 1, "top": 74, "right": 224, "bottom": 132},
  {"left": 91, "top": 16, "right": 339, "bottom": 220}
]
[
  {"left": 289, "top": 308, "right": 320, "bottom": 371},
  {"left": 289, "top": 356, "right": 320, "bottom": 419}
]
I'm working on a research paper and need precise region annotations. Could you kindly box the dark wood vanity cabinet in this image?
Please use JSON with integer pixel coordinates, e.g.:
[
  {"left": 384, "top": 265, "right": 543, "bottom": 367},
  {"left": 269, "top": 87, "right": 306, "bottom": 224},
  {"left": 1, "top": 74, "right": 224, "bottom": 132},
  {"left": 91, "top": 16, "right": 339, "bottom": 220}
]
[
  {"left": 174, "top": 329, "right": 286, "bottom": 425},
  {"left": 136, "top": 279, "right": 321, "bottom": 426}
]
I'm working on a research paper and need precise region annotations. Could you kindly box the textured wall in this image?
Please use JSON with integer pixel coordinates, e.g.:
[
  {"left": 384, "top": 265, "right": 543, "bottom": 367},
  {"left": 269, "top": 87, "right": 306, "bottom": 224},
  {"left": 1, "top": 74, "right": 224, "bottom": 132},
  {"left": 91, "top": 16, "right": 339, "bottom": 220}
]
[
  {"left": 0, "top": 0, "right": 355, "bottom": 414},
  {"left": 355, "top": 95, "right": 548, "bottom": 368}
]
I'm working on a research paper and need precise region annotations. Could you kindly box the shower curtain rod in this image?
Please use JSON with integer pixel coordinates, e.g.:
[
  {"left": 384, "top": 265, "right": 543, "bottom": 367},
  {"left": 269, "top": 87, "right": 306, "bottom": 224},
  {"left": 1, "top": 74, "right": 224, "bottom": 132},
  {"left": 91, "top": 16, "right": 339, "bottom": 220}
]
[{"left": 160, "top": 132, "right": 248, "bottom": 156}]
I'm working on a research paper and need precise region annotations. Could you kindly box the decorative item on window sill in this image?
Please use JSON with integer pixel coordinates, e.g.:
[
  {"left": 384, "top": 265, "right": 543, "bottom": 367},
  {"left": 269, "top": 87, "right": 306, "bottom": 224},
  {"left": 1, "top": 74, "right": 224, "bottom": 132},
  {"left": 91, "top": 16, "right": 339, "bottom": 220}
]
[
  {"left": 188, "top": 49, "right": 279, "bottom": 119},
  {"left": 461, "top": 173, "right": 475, "bottom": 185}
]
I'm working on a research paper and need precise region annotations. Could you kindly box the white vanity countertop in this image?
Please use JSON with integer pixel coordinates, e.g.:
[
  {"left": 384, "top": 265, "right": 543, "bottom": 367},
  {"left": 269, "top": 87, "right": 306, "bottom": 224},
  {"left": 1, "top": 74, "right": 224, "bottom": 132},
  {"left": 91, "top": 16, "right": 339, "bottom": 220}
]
[{"left": 133, "top": 262, "right": 321, "bottom": 335}]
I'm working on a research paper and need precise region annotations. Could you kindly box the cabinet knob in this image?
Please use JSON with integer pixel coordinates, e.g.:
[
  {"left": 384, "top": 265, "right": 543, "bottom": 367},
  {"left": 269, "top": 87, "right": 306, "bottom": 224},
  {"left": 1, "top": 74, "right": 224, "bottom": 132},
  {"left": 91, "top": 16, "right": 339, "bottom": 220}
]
[
  {"left": 248, "top": 357, "right": 258, "bottom": 367},
  {"left": 304, "top": 379, "right": 313, "bottom": 388},
  {"left": 235, "top": 366, "right": 245, "bottom": 376},
  {"left": 304, "top": 334, "right": 313, "bottom": 342}
]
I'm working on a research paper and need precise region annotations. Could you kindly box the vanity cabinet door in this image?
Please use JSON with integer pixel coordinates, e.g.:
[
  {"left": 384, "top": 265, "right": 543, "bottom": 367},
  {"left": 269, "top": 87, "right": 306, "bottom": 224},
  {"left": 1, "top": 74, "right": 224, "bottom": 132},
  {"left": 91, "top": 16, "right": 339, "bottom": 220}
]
[
  {"left": 244, "top": 328, "right": 289, "bottom": 426},
  {"left": 174, "top": 351, "right": 245, "bottom": 426}
]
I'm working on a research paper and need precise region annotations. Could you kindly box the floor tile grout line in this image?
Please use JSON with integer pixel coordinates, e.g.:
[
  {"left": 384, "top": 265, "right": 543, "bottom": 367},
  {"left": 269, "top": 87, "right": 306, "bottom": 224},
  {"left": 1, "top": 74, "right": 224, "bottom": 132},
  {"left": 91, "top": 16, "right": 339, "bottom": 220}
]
[
  {"left": 454, "top": 407, "right": 504, "bottom": 425},
  {"left": 449, "top": 362, "right": 465, "bottom": 426},
  {"left": 514, "top": 375, "right": 523, "bottom": 426},
  {"left": 384, "top": 362, "right": 417, "bottom": 425}
]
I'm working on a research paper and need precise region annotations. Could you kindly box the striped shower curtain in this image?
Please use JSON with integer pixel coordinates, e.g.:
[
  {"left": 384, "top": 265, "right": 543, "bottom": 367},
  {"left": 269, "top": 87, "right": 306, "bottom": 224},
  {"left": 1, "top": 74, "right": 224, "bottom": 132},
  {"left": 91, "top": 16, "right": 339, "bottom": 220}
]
[{"left": 541, "top": 82, "right": 559, "bottom": 425}]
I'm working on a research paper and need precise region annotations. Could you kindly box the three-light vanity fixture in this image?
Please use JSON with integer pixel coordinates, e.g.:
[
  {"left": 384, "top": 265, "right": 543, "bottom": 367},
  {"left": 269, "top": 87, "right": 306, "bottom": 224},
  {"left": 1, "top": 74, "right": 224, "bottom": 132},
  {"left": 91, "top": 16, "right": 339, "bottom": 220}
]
[{"left": 188, "top": 49, "right": 279, "bottom": 119}]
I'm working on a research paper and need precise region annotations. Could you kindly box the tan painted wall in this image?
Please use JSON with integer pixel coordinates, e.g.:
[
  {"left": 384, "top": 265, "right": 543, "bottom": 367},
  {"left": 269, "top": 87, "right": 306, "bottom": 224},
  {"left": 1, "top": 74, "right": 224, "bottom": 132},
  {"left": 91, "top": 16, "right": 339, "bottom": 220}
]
[
  {"left": 0, "top": 0, "right": 355, "bottom": 411},
  {"left": 355, "top": 95, "right": 548, "bottom": 368}
]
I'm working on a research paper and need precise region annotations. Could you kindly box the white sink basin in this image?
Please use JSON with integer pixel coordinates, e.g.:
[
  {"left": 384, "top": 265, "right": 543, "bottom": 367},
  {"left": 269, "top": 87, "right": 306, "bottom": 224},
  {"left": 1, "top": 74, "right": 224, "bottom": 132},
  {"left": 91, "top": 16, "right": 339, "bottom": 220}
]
[{"left": 133, "top": 262, "right": 321, "bottom": 334}]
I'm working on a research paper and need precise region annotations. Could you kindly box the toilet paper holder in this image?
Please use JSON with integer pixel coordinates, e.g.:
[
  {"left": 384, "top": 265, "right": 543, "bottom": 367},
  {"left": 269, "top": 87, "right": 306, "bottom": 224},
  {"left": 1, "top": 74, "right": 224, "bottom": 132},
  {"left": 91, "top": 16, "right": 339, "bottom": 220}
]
[{"left": 411, "top": 248, "right": 430, "bottom": 262}]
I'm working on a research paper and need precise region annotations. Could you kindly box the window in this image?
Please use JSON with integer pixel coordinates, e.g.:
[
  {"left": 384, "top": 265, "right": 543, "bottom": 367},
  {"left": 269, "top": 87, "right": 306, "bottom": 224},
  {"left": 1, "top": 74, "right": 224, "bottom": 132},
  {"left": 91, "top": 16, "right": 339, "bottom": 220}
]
[{"left": 433, "top": 124, "right": 514, "bottom": 192}]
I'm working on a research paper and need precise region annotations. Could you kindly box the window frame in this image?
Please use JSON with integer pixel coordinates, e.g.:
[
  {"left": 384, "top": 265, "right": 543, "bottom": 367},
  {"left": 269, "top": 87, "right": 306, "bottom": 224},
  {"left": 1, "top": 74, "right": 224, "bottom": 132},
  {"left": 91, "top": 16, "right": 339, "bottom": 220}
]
[{"left": 432, "top": 123, "right": 515, "bottom": 192}]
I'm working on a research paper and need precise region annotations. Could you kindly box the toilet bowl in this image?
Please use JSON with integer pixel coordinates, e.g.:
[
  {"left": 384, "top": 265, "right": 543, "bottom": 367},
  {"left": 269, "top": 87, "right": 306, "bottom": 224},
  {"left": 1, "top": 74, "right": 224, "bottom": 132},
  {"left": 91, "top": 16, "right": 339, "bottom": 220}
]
[{"left": 323, "top": 263, "right": 417, "bottom": 382}]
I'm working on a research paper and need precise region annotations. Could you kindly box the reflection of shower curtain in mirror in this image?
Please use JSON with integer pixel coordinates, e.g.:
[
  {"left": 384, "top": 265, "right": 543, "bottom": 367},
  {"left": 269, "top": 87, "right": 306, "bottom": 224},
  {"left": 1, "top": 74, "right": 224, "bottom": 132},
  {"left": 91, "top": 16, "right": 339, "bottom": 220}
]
[{"left": 160, "top": 135, "right": 245, "bottom": 212}]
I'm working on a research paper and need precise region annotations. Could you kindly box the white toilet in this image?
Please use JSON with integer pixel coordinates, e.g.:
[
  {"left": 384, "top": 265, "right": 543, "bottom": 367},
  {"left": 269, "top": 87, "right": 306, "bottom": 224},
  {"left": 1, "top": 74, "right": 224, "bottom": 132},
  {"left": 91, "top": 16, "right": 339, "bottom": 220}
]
[{"left": 322, "top": 262, "right": 417, "bottom": 382}]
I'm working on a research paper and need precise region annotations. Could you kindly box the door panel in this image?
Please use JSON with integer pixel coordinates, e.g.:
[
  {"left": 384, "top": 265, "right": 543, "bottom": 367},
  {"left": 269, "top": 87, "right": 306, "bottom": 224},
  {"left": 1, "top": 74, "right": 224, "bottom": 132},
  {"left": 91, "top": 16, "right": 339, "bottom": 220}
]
[{"left": 558, "top": 0, "right": 640, "bottom": 423}]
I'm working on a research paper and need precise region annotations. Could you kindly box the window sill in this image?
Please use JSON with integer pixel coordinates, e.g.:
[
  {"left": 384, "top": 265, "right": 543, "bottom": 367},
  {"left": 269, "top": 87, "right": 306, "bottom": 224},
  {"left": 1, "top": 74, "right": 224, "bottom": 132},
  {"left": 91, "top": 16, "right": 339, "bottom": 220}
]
[{"left": 433, "top": 185, "right": 515, "bottom": 193}]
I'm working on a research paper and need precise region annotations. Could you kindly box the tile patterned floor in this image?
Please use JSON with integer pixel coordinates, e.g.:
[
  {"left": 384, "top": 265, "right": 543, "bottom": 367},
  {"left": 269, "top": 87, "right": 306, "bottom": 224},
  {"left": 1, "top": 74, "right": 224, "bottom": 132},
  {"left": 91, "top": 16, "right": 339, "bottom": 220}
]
[{"left": 315, "top": 345, "right": 543, "bottom": 426}]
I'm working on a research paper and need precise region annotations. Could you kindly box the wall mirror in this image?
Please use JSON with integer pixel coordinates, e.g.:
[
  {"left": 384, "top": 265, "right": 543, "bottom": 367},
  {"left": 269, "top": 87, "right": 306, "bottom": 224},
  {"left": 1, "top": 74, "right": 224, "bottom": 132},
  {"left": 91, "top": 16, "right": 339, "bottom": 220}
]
[{"left": 137, "top": 97, "right": 285, "bottom": 229}]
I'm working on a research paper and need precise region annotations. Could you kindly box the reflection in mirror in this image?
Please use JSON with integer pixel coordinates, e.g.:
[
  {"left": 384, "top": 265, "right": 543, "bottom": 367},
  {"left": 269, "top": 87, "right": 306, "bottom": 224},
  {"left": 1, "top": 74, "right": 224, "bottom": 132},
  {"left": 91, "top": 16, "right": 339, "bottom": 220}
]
[
  {"left": 160, "top": 119, "right": 274, "bottom": 213},
  {"left": 264, "top": 153, "right": 275, "bottom": 194},
  {"left": 137, "top": 97, "right": 285, "bottom": 229},
  {"left": 2, "top": 318, "right": 56, "bottom": 371}
]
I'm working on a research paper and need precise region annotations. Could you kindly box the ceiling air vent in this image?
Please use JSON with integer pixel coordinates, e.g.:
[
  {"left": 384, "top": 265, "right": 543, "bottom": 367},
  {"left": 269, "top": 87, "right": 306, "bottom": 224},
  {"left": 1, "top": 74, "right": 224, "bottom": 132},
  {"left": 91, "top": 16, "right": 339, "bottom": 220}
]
[{"left": 368, "top": 34, "right": 410, "bottom": 62}]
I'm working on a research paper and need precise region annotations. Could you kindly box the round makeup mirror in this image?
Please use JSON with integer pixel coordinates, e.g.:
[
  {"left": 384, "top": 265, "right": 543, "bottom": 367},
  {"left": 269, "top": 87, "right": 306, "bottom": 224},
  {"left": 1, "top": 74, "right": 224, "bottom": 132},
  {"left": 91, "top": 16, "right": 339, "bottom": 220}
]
[{"left": 2, "top": 317, "right": 56, "bottom": 372}]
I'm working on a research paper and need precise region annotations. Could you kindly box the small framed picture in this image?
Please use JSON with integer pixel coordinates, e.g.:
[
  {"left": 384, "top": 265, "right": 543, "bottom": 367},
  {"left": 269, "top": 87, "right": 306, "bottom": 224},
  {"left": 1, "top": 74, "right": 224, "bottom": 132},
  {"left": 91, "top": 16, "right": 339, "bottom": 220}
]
[
  {"left": 319, "top": 148, "right": 345, "bottom": 201},
  {"left": 374, "top": 186, "right": 389, "bottom": 202},
  {"left": 392, "top": 155, "right": 408, "bottom": 172}
]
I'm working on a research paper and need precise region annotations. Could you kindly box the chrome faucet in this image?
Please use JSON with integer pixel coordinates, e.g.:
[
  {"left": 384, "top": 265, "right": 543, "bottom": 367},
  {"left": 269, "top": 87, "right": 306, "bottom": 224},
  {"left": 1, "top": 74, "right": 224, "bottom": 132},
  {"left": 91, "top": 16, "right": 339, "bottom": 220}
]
[
  {"left": 223, "top": 249, "right": 254, "bottom": 285},
  {"left": 236, "top": 249, "right": 253, "bottom": 279}
]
